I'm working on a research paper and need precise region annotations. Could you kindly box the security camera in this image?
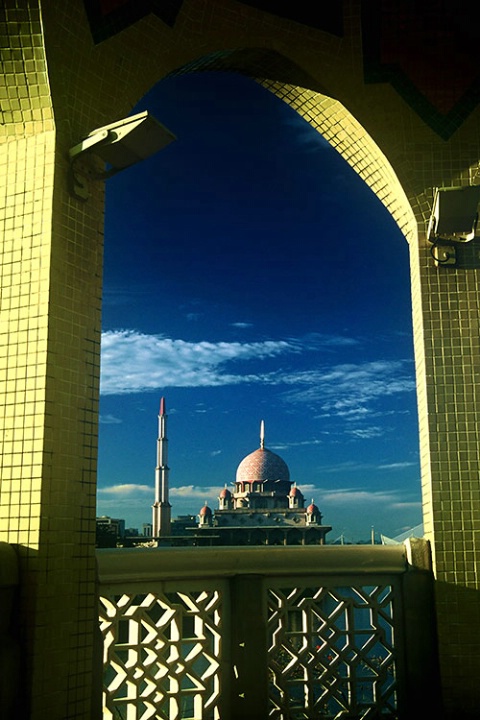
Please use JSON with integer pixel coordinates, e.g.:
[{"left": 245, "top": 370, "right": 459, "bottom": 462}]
[{"left": 428, "top": 186, "right": 480, "bottom": 243}]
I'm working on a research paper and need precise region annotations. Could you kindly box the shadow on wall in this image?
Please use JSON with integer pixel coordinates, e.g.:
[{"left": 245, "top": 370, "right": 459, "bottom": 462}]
[
  {"left": 0, "top": 543, "right": 20, "bottom": 717},
  {"left": 433, "top": 580, "right": 480, "bottom": 720}
]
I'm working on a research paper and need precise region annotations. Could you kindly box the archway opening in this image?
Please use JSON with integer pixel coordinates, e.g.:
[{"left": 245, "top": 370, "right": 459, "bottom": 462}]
[{"left": 96, "top": 70, "right": 420, "bottom": 543}]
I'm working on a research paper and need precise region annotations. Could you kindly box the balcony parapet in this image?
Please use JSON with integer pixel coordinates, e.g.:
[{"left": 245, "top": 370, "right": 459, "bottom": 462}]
[
  {"left": 96, "top": 540, "right": 439, "bottom": 719},
  {"left": 96, "top": 541, "right": 428, "bottom": 585}
]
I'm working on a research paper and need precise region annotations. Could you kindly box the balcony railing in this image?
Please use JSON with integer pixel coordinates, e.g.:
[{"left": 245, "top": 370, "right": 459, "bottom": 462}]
[{"left": 96, "top": 541, "right": 441, "bottom": 720}]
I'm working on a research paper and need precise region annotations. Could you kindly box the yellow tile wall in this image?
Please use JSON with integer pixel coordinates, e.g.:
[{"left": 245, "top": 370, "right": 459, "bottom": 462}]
[{"left": 1, "top": 4, "right": 101, "bottom": 718}]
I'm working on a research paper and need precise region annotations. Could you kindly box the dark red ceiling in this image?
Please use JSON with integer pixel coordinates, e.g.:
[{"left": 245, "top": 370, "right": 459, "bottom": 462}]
[
  {"left": 82, "top": 0, "right": 480, "bottom": 139},
  {"left": 362, "top": 0, "right": 480, "bottom": 138}
]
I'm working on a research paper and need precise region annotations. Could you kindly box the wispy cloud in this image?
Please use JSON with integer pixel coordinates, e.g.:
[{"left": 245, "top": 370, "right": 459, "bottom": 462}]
[
  {"left": 100, "top": 330, "right": 293, "bottom": 395},
  {"left": 282, "top": 117, "right": 331, "bottom": 154},
  {"left": 311, "top": 459, "right": 419, "bottom": 475},
  {"left": 99, "top": 413, "right": 123, "bottom": 425},
  {"left": 281, "top": 360, "right": 415, "bottom": 427},
  {"left": 231, "top": 322, "right": 253, "bottom": 329},
  {"left": 298, "top": 485, "right": 421, "bottom": 511},
  {"left": 390, "top": 501, "right": 422, "bottom": 509},
  {"left": 319, "top": 488, "right": 403, "bottom": 506},
  {"left": 288, "top": 333, "right": 359, "bottom": 350},
  {"left": 378, "top": 461, "right": 417, "bottom": 470},
  {"left": 99, "top": 484, "right": 151, "bottom": 496},
  {"left": 347, "top": 427, "right": 385, "bottom": 439},
  {"left": 166, "top": 483, "right": 418, "bottom": 511},
  {"left": 103, "top": 285, "right": 155, "bottom": 307},
  {"left": 170, "top": 485, "right": 225, "bottom": 500},
  {"left": 96, "top": 482, "right": 422, "bottom": 540},
  {"left": 97, "top": 484, "right": 154, "bottom": 520},
  {"left": 99, "top": 332, "right": 415, "bottom": 434},
  {"left": 270, "top": 439, "right": 325, "bottom": 451}
]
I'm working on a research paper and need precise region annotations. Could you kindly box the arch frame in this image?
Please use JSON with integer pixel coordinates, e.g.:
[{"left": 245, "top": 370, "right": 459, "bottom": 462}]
[{"left": 3, "top": 1, "right": 480, "bottom": 717}]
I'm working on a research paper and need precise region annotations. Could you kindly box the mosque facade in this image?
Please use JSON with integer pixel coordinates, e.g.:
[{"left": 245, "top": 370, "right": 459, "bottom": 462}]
[
  {"left": 197, "top": 420, "right": 331, "bottom": 545},
  {"left": 151, "top": 402, "right": 331, "bottom": 545}
]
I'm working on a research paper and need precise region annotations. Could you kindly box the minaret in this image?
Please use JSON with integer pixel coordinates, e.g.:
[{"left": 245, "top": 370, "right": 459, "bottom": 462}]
[{"left": 152, "top": 397, "right": 171, "bottom": 537}]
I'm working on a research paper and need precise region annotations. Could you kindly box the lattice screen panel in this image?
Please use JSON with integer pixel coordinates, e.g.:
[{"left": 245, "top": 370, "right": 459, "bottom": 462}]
[
  {"left": 267, "top": 583, "right": 398, "bottom": 719},
  {"left": 99, "top": 589, "right": 223, "bottom": 720}
]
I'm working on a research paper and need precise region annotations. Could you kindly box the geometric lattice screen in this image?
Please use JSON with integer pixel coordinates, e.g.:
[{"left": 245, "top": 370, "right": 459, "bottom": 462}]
[
  {"left": 99, "top": 588, "right": 222, "bottom": 720},
  {"left": 99, "top": 579, "right": 401, "bottom": 719},
  {"left": 268, "top": 584, "right": 398, "bottom": 719}
]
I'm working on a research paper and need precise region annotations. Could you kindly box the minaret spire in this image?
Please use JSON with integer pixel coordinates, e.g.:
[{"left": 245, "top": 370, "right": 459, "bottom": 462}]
[
  {"left": 260, "top": 419, "right": 265, "bottom": 449},
  {"left": 152, "top": 397, "right": 171, "bottom": 538}
]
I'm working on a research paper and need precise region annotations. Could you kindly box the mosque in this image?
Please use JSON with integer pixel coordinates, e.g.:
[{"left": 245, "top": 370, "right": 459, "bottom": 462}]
[{"left": 153, "top": 399, "right": 331, "bottom": 546}]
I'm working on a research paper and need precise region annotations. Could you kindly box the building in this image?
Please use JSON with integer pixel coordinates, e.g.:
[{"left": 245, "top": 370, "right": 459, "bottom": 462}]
[
  {"left": 171, "top": 515, "right": 197, "bottom": 536},
  {"left": 96, "top": 516, "right": 126, "bottom": 547},
  {"left": 142, "top": 523, "right": 153, "bottom": 538},
  {"left": 195, "top": 421, "right": 331, "bottom": 545}
]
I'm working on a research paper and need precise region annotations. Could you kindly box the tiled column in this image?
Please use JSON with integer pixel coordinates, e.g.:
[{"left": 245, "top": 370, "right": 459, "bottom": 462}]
[
  {"left": 410, "top": 219, "right": 480, "bottom": 717},
  {"left": 0, "top": 5, "right": 103, "bottom": 718}
]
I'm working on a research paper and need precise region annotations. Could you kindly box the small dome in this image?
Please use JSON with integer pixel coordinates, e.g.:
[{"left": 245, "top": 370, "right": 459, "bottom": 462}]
[
  {"left": 307, "top": 501, "right": 319, "bottom": 514},
  {"left": 199, "top": 503, "right": 212, "bottom": 517},
  {"left": 219, "top": 487, "right": 231, "bottom": 499},
  {"left": 236, "top": 447, "right": 290, "bottom": 484},
  {"left": 289, "top": 485, "right": 304, "bottom": 497}
]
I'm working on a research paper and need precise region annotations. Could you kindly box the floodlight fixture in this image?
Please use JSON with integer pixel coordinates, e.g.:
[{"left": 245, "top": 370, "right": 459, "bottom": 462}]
[
  {"left": 68, "top": 110, "right": 176, "bottom": 199},
  {"left": 428, "top": 186, "right": 480, "bottom": 244}
]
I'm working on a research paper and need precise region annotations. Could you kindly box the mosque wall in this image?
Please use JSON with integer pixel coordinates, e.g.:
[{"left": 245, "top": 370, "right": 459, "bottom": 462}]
[{"left": 1, "top": 0, "right": 480, "bottom": 716}]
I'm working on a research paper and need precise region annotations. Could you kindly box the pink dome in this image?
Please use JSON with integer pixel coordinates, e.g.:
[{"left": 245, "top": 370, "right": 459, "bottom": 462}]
[
  {"left": 307, "top": 502, "right": 319, "bottom": 514},
  {"left": 219, "top": 487, "right": 231, "bottom": 498},
  {"left": 199, "top": 503, "right": 212, "bottom": 517},
  {"left": 236, "top": 448, "right": 290, "bottom": 484},
  {"left": 289, "top": 485, "right": 304, "bottom": 497}
]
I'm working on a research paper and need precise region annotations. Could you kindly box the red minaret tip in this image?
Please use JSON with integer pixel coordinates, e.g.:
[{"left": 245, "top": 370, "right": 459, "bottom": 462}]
[{"left": 160, "top": 397, "right": 166, "bottom": 415}]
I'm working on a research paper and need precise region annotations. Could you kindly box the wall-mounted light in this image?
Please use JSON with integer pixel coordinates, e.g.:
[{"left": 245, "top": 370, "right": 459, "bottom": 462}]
[
  {"left": 428, "top": 186, "right": 480, "bottom": 244},
  {"left": 68, "top": 110, "right": 176, "bottom": 200}
]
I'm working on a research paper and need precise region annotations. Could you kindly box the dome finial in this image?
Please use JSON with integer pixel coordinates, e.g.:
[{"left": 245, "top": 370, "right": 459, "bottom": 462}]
[{"left": 260, "top": 420, "right": 265, "bottom": 449}]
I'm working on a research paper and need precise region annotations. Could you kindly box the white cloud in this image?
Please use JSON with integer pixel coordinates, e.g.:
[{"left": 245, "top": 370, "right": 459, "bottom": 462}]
[
  {"left": 100, "top": 330, "right": 292, "bottom": 395},
  {"left": 99, "top": 484, "right": 151, "bottom": 496},
  {"left": 301, "top": 486, "right": 421, "bottom": 525},
  {"left": 99, "top": 332, "right": 415, "bottom": 436},
  {"left": 282, "top": 360, "right": 415, "bottom": 427},
  {"left": 390, "top": 501, "right": 422, "bottom": 509},
  {"left": 99, "top": 413, "right": 122, "bottom": 425},
  {"left": 289, "top": 333, "right": 359, "bottom": 350},
  {"left": 170, "top": 485, "right": 226, "bottom": 500},
  {"left": 96, "top": 484, "right": 153, "bottom": 519},
  {"left": 347, "top": 426, "right": 385, "bottom": 439},
  {"left": 319, "top": 488, "right": 401, "bottom": 506},
  {"left": 270, "top": 439, "right": 324, "bottom": 451},
  {"left": 231, "top": 322, "right": 253, "bottom": 328},
  {"left": 378, "top": 462, "right": 417, "bottom": 470}
]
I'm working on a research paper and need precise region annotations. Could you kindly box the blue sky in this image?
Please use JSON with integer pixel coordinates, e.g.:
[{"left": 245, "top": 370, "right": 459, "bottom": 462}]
[{"left": 96, "top": 71, "right": 422, "bottom": 542}]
